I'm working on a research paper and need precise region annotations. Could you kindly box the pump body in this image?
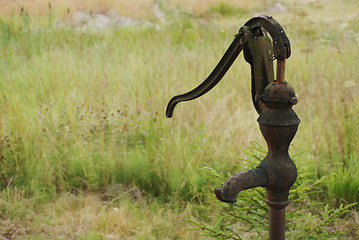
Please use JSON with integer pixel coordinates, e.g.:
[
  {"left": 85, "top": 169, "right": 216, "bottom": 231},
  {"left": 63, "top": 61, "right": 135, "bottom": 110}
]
[{"left": 166, "top": 16, "right": 300, "bottom": 240}]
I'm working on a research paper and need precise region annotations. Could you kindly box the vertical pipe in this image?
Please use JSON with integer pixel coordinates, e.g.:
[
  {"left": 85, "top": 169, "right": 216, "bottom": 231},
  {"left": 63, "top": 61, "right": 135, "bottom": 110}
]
[
  {"left": 276, "top": 49, "right": 287, "bottom": 83},
  {"left": 276, "top": 59, "right": 286, "bottom": 83},
  {"left": 269, "top": 207, "right": 286, "bottom": 240}
]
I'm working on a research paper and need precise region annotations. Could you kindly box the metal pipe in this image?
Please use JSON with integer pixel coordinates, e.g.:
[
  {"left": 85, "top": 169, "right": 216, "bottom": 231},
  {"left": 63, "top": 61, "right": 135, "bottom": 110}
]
[
  {"left": 276, "top": 49, "right": 286, "bottom": 83},
  {"left": 214, "top": 167, "right": 268, "bottom": 203},
  {"left": 269, "top": 207, "right": 286, "bottom": 240}
]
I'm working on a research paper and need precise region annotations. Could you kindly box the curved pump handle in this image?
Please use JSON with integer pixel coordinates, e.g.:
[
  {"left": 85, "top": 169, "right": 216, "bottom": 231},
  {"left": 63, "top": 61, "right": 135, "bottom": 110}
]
[
  {"left": 166, "top": 36, "right": 242, "bottom": 118},
  {"left": 166, "top": 15, "right": 291, "bottom": 118}
]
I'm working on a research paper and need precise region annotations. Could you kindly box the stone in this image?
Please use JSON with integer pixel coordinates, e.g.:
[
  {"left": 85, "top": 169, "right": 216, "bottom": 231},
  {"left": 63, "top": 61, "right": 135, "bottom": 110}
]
[
  {"left": 87, "top": 14, "right": 112, "bottom": 29},
  {"left": 72, "top": 11, "right": 91, "bottom": 26}
]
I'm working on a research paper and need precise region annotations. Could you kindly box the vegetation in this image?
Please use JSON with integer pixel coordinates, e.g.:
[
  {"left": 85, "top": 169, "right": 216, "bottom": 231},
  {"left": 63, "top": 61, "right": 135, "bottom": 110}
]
[{"left": 0, "top": 0, "right": 358, "bottom": 239}]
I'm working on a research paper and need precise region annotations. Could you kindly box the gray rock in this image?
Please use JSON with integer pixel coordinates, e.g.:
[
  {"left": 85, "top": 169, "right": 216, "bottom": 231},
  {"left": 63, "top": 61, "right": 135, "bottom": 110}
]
[
  {"left": 54, "top": 20, "right": 66, "bottom": 27},
  {"left": 272, "top": 2, "right": 288, "bottom": 13},
  {"left": 255, "top": 1, "right": 288, "bottom": 15},
  {"left": 113, "top": 16, "right": 141, "bottom": 27},
  {"left": 87, "top": 14, "right": 112, "bottom": 29},
  {"left": 72, "top": 11, "right": 91, "bottom": 26},
  {"left": 105, "top": 8, "right": 121, "bottom": 18},
  {"left": 154, "top": 3, "right": 166, "bottom": 22},
  {"left": 70, "top": 8, "right": 159, "bottom": 30}
]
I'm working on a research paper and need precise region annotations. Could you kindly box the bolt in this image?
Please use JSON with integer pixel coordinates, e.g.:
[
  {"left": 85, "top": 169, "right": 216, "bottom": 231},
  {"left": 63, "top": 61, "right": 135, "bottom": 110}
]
[
  {"left": 255, "top": 95, "right": 262, "bottom": 103},
  {"left": 290, "top": 97, "right": 298, "bottom": 105}
]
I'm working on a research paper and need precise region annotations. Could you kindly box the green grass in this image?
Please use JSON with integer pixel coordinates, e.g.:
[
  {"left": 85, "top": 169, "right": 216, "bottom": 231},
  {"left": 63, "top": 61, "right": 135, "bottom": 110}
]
[
  {"left": 208, "top": 2, "right": 247, "bottom": 17},
  {"left": 0, "top": 0, "right": 359, "bottom": 238}
]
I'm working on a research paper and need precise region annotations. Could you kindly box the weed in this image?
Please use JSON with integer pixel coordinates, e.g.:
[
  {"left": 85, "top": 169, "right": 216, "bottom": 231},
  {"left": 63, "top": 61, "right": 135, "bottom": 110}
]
[{"left": 189, "top": 145, "right": 357, "bottom": 239}]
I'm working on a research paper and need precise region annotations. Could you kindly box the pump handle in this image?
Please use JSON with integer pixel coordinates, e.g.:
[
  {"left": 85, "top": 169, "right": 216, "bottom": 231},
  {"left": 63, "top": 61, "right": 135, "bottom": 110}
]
[
  {"left": 166, "top": 36, "right": 242, "bottom": 118},
  {"left": 166, "top": 15, "right": 291, "bottom": 118}
]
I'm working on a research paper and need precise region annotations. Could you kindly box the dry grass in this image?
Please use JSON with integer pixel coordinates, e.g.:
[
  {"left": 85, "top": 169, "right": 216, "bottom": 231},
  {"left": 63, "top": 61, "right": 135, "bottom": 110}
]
[
  {"left": 0, "top": 0, "right": 270, "bottom": 18},
  {"left": 166, "top": 0, "right": 270, "bottom": 16},
  {"left": 0, "top": 192, "right": 210, "bottom": 239},
  {"left": 0, "top": 0, "right": 154, "bottom": 18}
]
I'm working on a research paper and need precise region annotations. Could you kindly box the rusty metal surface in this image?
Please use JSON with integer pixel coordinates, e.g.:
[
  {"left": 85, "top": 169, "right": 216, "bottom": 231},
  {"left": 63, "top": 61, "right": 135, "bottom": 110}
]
[
  {"left": 244, "top": 15, "right": 291, "bottom": 60},
  {"left": 276, "top": 58, "right": 286, "bottom": 83},
  {"left": 258, "top": 108, "right": 300, "bottom": 127},
  {"left": 260, "top": 81, "right": 297, "bottom": 109},
  {"left": 166, "top": 15, "right": 299, "bottom": 240},
  {"left": 241, "top": 26, "right": 274, "bottom": 114},
  {"left": 214, "top": 167, "right": 268, "bottom": 203},
  {"left": 269, "top": 207, "right": 286, "bottom": 240},
  {"left": 215, "top": 122, "right": 298, "bottom": 205},
  {"left": 166, "top": 15, "right": 291, "bottom": 118}
]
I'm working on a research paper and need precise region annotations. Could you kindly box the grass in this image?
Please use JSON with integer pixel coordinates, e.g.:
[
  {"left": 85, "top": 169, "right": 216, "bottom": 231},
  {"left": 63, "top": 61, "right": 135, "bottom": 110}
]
[
  {"left": 0, "top": 0, "right": 359, "bottom": 239},
  {"left": 208, "top": 2, "right": 247, "bottom": 17},
  {"left": 0, "top": 0, "right": 270, "bottom": 18},
  {"left": 0, "top": 190, "right": 210, "bottom": 239}
]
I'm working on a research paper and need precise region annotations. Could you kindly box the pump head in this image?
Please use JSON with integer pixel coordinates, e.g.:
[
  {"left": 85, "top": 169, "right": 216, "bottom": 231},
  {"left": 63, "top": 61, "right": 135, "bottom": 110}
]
[{"left": 166, "top": 15, "right": 293, "bottom": 118}]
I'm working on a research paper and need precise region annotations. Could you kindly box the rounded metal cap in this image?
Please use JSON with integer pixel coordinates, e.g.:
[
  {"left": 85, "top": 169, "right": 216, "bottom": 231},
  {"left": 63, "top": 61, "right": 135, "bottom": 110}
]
[{"left": 261, "top": 81, "right": 297, "bottom": 109}]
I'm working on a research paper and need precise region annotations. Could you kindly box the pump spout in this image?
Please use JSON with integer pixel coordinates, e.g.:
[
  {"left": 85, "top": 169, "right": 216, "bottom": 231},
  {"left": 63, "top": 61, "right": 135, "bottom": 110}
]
[{"left": 214, "top": 167, "right": 268, "bottom": 203}]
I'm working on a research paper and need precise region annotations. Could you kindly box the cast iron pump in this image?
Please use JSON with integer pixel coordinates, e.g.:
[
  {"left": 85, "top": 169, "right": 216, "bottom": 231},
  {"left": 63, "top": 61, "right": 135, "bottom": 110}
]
[{"left": 166, "top": 16, "right": 300, "bottom": 240}]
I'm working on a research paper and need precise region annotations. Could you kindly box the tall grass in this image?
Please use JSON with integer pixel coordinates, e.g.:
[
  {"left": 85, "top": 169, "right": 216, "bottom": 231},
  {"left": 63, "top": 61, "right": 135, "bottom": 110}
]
[
  {"left": 0, "top": 0, "right": 359, "bottom": 238},
  {"left": 0, "top": 11, "right": 257, "bottom": 203}
]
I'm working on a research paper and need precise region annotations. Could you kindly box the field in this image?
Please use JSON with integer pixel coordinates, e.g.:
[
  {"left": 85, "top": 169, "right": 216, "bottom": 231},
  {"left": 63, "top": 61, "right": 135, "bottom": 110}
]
[{"left": 0, "top": 0, "right": 359, "bottom": 239}]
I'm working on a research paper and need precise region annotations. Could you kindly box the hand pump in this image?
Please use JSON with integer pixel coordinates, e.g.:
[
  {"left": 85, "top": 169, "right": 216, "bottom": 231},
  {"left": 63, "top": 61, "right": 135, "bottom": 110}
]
[{"left": 166, "top": 16, "right": 300, "bottom": 239}]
